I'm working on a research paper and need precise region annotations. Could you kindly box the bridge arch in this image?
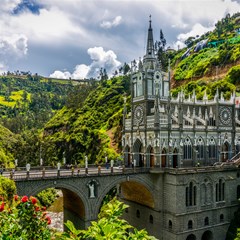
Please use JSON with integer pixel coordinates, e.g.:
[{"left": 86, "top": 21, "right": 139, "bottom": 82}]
[
  {"left": 96, "top": 174, "right": 155, "bottom": 214},
  {"left": 16, "top": 180, "right": 92, "bottom": 230}
]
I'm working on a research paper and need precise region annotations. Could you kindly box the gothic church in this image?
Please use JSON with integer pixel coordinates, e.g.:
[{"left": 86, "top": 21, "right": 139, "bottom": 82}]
[{"left": 121, "top": 17, "right": 240, "bottom": 240}]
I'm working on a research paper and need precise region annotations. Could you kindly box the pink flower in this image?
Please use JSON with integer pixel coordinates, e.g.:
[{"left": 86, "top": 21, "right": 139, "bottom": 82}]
[{"left": 21, "top": 196, "right": 28, "bottom": 203}]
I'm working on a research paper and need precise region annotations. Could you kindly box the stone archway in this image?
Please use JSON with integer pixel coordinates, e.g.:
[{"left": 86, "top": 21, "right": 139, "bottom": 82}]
[
  {"left": 186, "top": 234, "right": 196, "bottom": 240},
  {"left": 201, "top": 230, "right": 213, "bottom": 240},
  {"left": 133, "top": 138, "right": 143, "bottom": 167},
  {"left": 16, "top": 180, "right": 92, "bottom": 231}
]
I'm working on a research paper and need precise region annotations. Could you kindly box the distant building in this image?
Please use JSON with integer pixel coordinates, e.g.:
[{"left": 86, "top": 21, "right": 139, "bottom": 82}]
[{"left": 122, "top": 16, "right": 240, "bottom": 240}]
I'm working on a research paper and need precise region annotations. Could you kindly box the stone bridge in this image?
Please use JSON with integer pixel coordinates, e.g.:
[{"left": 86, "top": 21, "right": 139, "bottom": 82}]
[{"left": 14, "top": 168, "right": 161, "bottom": 234}]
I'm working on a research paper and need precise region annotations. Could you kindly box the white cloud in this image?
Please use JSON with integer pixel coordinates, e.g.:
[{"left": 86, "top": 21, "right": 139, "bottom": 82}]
[
  {"left": 49, "top": 70, "right": 71, "bottom": 79},
  {"left": 50, "top": 46, "right": 121, "bottom": 80},
  {"left": 72, "top": 64, "right": 90, "bottom": 79},
  {"left": 100, "top": 16, "right": 122, "bottom": 29},
  {"left": 5, "top": 8, "right": 84, "bottom": 44}
]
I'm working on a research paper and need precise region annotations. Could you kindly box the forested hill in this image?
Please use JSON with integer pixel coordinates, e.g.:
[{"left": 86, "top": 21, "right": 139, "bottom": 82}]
[
  {"left": 41, "top": 76, "right": 130, "bottom": 166},
  {"left": 0, "top": 74, "right": 78, "bottom": 167}
]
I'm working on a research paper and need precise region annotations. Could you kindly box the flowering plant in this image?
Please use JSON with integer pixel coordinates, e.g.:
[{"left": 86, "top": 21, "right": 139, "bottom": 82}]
[{"left": 0, "top": 194, "right": 52, "bottom": 239}]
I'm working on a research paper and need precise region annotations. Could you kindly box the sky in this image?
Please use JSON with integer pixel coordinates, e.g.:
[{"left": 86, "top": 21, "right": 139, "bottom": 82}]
[{"left": 0, "top": 0, "right": 239, "bottom": 79}]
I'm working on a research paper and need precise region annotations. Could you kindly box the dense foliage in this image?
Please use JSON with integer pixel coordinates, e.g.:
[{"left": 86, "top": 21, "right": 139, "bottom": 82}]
[
  {"left": 41, "top": 75, "right": 130, "bottom": 166},
  {"left": 0, "top": 125, "right": 19, "bottom": 168},
  {"left": 171, "top": 74, "right": 236, "bottom": 100},
  {"left": 57, "top": 197, "right": 156, "bottom": 240},
  {"left": 37, "top": 188, "right": 58, "bottom": 208},
  {"left": 0, "top": 176, "right": 16, "bottom": 202}
]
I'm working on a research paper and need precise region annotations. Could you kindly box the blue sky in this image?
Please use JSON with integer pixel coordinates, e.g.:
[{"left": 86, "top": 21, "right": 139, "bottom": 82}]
[{"left": 0, "top": 0, "right": 239, "bottom": 79}]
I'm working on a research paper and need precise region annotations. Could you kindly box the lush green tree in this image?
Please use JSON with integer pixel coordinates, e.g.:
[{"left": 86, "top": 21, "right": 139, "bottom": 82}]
[
  {"left": 37, "top": 188, "right": 58, "bottom": 207},
  {"left": 57, "top": 197, "right": 156, "bottom": 240},
  {"left": 0, "top": 176, "right": 16, "bottom": 202},
  {"left": 155, "top": 29, "right": 168, "bottom": 71},
  {"left": 226, "top": 65, "right": 240, "bottom": 84}
]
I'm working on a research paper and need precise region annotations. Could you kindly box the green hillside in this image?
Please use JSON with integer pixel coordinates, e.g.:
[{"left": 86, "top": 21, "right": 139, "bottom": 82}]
[
  {"left": 40, "top": 76, "right": 130, "bottom": 166},
  {"left": 171, "top": 12, "right": 240, "bottom": 97},
  {"left": 0, "top": 74, "right": 76, "bottom": 133}
]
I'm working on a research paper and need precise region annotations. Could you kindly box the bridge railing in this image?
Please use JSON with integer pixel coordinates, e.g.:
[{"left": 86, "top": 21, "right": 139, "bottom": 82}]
[{"left": 2, "top": 166, "right": 151, "bottom": 181}]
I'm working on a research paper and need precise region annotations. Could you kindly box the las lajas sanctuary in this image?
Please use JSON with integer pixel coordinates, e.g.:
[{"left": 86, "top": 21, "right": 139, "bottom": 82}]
[{"left": 121, "top": 17, "right": 240, "bottom": 240}]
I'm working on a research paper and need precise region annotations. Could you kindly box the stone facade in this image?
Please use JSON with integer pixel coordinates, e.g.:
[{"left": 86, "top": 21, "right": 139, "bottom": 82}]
[{"left": 121, "top": 16, "right": 240, "bottom": 240}]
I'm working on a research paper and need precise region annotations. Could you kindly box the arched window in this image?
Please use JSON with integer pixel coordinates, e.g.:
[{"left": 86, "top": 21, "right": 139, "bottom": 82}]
[
  {"left": 149, "top": 215, "right": 153, "bottom": 224},
  {"left": 188, "top": 220, "right": 193, "bottom": 229},
  {"left": 196, "top": 138, "right": 204, "bottom": 159},
  {"left": 204, "top": 217, "right": 209, "bottom": 226},
  {"left": 208, "top": 138, "right": 217, "bottom": 159},
  {"left": 184, "top": 138, "right": 192, "bottom": 160},
  {"left": 186, "top": 181, "right": 197, "bottom": 207},
  {"left": 220, "top": 214, "right": 224, "bottom": 222},
  {"left": 136, "top": 210, "right": 140, "bottom": 218},
  {"left": 169, "top": 220, "right": 172, "bottom": 229},
  {"left": 216, "top": 179, "right": 225, "bottom": 202}
]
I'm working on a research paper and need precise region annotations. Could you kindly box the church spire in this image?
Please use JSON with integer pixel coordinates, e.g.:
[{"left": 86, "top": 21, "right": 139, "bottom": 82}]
[{"left": 146, "top": 15, "right": 155, "bottom": 57}]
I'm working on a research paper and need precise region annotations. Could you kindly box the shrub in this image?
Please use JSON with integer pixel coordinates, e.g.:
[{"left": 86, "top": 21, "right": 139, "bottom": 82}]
[
  {"left": 0, "top": 194, "right": 52, "bottom": 239},
  {"left": 37, "top": 188, "right": 58, "bottom": 207},
  {"left": 226, "top": 65, "right": 240, "bottom": 84}
]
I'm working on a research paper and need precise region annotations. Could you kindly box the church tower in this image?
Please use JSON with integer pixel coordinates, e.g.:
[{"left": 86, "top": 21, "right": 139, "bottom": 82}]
[
  {"left": 131, "top": 16, "right": 170, "bottom": 120},
  {"left": 129, "top": 16, "right": 170, "bottom": 167}
]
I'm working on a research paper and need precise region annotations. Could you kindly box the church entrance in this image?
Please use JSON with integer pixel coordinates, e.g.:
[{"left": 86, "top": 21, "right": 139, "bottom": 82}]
[
  {"left": 161, "top": 148, "right": 166, "bottom": 167},
  {"left": 133, "top": 139, "right": 143, "bottom": 167},
  {"left": 173, "top": 148, "right": 178, "bottom": 168}
]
